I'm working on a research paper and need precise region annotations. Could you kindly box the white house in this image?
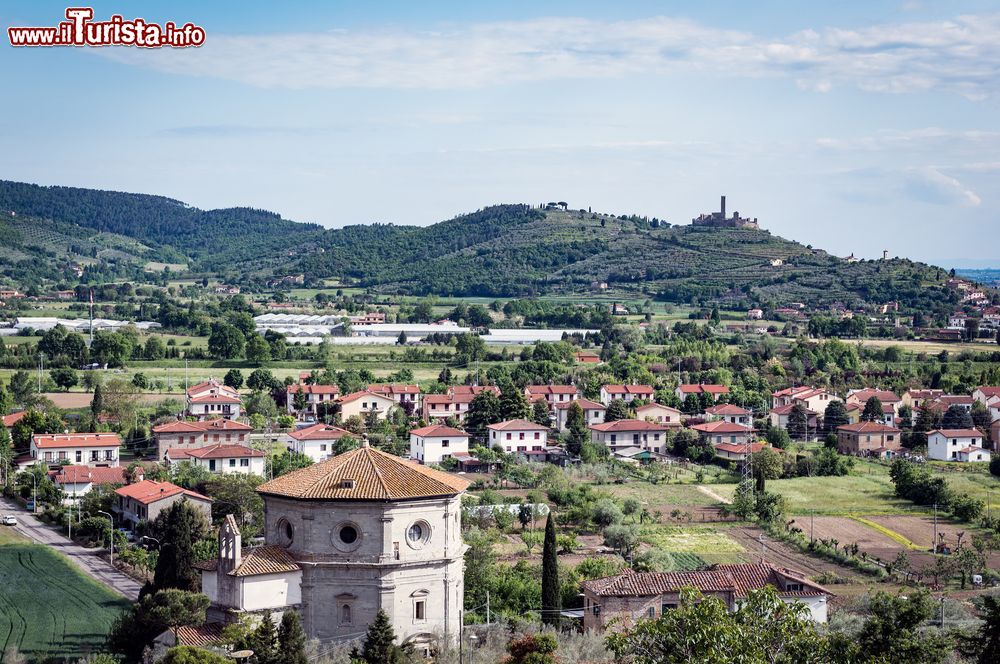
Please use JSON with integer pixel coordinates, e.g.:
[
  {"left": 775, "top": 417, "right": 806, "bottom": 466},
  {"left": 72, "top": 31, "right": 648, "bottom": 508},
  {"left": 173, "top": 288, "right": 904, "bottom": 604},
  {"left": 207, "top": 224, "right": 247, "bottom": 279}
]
[
  {"left": 409, "top": 424, "right": 469, "bottom": 464},
  {"left": 704, "top": 404, "right": 752, "bottom": 426},
  {"left": 114, "top": 480, "right": 213, "bottom": 528},
  {"left": 286, "top": 383, "right": 340, "bottom": 420},
  {"left": 600, "top": 385, "right": 655, "bottom": 406},
  {"left": 368, "top": 384, "right": 422, "bottom": 411},
  {"left": 487, "top": 419, "right": 549, "bottom": 454},
  {"left": 525, "top": 385, "right": 581, "bottom": 407},
  {"left": 186, "top": 379, "right": 242, "bottom": 420},
  {"left": 973, "top": 387, "right": 1000, "bottom": 407},
  {"left": 927, "top": 429, "right": 991, "bottom": 463},
  {"left": 589, "top": 420, "right": 669, "bottom": 454},
  {"left": 287, "top": 423, "right": 353, "bottom": 463},
  {"left": 553, "top": 398, "right": 606, "bottom": 431},
  {"left": 166, "top": 444, "right": 267, "bottom": 476},
  {"left": 53, "top": 465, "right": 128, "bottom": 505},
  {"left": 675, "top": 384, "right": 729, "bottom": 403},
  {"left": 634, "top": 403, "right": 682, "bottom": 427},
  {"left": 30, "top": 433, "right": 121, "bottom": 467}
]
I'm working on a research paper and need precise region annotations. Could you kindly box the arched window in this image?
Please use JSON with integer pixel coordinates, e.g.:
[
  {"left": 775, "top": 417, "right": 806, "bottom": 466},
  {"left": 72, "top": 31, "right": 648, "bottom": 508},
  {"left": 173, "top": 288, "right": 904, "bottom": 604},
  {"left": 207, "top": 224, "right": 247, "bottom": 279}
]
[{"left": 341, "top": 604, "right": 352, "bottom": 625}]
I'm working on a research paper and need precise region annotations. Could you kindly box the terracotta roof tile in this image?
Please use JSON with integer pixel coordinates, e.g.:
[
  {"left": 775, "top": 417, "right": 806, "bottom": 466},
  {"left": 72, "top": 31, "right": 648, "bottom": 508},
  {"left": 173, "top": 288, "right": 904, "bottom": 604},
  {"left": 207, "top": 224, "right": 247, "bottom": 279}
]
[
  {"left": 603, "top": 384, "right": 655, "bottom": 395},
  {"left": 410, "top": 424, "right": 468, "bottom": 437},
  {"left": 525, "top": 385, "right": 580, "bottom": 396},
  {"left": 705, "top": 404, "right": 750, "bottom": 416},
  {"left": 153, "top": 419, "right": 252, "bottom": 434},
  {"left": 583, "top": 563, "right": 830, "bottom": 598},
  {"left": 2, "top": 412, "right": 26, "bottom": 428},
  {"left": 287, "top": 383, "right": 340, "bottom": 395},
  {"left": 168, "top": 444, "right": 265, "bottom": 460},
  {"left": 288, "top": 423, "right": 352, "bottom": 441},
  {"left": 837, "top": 422, "right": 900, "bottom": 434},
  {"left": 928, "top": 429, "right": 984, "bottom": 438},
  {"left": 33, "top": 433, "right": 121, "bottom": 449},
  {"left": 690, "top": 421, "right": 751, "bottom": 433},
  {"left": 175, "top": 623, "right": 226, "bottom": 647},
  {"left": 487, "top": 419, "right": 550, "bottom": 431},
  {"left": 116, "top": 480, "right": 211, "bottom": 505},
  {"left": 554, "top": 398, "right": 606, "bottom": 411},
  {"left": 257, "top": 444, "right": 470, "bottom": 501},
  {"left": 589, "top": 419, "right": 668, "bottom": 432},
  {"left": 53, "top": 465, "right": 126, "bottom": 485}
]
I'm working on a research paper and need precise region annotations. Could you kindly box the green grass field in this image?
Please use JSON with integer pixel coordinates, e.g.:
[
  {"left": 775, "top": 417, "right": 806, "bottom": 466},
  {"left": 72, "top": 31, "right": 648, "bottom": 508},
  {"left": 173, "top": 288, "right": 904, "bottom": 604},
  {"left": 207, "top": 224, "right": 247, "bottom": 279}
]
[{"left": 0, "top": 537, "right": 129, "bottom": 660}]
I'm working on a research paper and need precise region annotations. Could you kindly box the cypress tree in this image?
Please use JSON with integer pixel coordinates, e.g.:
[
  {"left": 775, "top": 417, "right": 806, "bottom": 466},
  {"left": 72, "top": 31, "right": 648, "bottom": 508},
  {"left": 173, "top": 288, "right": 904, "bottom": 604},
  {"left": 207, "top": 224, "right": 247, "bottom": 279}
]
[
  {"left": 90, "top": 383, "right": 103, "bottom": 425},
  {"left": 861, "top": 397, "right": 884, "bottom": 423},
  {"left": 151, "top": 500, "right": 198, "bottom": 592},
  {"left": 277, "top": 610, "right": 307, "bottom": 664},
  {"left": 353, "top": 609, "right": 405, "bottom": 664},
  {"left": 541, "top": 512, "right": 560, "bottom": 627}
]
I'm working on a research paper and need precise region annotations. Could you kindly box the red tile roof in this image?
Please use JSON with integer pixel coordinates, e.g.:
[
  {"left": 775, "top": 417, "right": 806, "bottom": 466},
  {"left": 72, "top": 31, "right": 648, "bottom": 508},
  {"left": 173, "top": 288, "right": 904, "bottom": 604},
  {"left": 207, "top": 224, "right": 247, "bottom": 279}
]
[
  {"left": 769, "top": 403, "right": 817, "bottom": 416},
  {"left": 487, "top": 419, "right": 550, "bottom": 431},
  {"left": 690, "top": 421, "right": 751, "bottom": 434},
  {"left": 705, "top": 404, "right": 750, "bottom": 416},
  {"left": 976, "top": 387, "right": 1000, "bottom": 398},
  {"left": 582, "top": 563, "right": 830, "bottom": 599},
  {"left": 339, "top": 389, "right": 396, "bottom": 405},
  {"left": 678, "top": 384, "right": 730, "bottom": 395},
  {"left": 368, "top": 383, "right": 420, "bottom": 395},
  {"left": 33, "top": 433, "right": 121, "bottom": 449},
  {"left": 116, "top": 480, "right": 211, "bottom": 505},
  {"left": 525, "top": 385, "right": 580, "bottom": 396},
  {"left": 53, "top": 465, "right": 126, "bottom": 486},
  {"left": 152, "top": 418, "right": 253, "bottom": 434},
  {"left": 849, "top": 388, "right": 900, "bottom": 403},
  {"left": 257, "top": 443, "right": 470, "bottom": 501},
  {"left": 928, "top": 429, "right": 984, "bottom": 439},
  {"left": 603, "top": 384, "right": 655, "bottom": 395},
  {"left": 167, "top": 444, "right": 265, "bottom": 460},
  {"left": 288, "top": 423, "right": 352, "bottom": 441},
  {"left": 287, "top": 383, "right": 340, "bottom": 395},
  {"left": 554, "top": 398, "right": 606, "bottom": 411},
  {"left": 195, "top": 545, "right": 300, "bottom": 577},
  {"left": 1, "top": 412, "right": 26, "bottom": 428},
  {"left": 715, "top": 442, "right": 765, "bottom": 455},
  {"left": 837, "top": 422, "right": 900, "bottom": 434},
  {"left": 450, "top": 385, "right": 500, "bottom": 397},
  {"left": 589, "top": 419, "right": 668, "bottom": 432},
  {"left": 174, "top": 623, "right": 226, "bottom": 647},
  {"left": 410, "top": 424, "right": 468, "bottom": 437}
]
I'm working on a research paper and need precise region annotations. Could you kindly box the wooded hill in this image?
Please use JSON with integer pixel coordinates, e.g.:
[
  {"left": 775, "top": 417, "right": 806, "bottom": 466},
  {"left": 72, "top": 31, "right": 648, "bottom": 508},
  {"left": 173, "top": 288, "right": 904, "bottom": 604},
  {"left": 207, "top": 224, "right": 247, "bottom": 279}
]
[{"left": 0, "top": 179, "right": 969, "bottom": 314}]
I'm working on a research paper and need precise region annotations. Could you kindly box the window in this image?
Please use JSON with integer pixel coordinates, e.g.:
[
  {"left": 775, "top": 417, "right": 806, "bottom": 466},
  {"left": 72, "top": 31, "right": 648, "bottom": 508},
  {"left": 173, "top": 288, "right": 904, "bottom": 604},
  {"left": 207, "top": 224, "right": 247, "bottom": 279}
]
[
  {"left": 647, "top": 607, "right": 656, "bottom": 618},
  {"left": 662, "top": 603, "right": 677, "bottom": 613},
  {"left": 519, "top": 433, "right": 525, "bottom": 440},
  {"left": 45, "top": 452, "right": 53, "bottom": 461},
  {"left": 209, "top": 460, "right": 217, "bottom": 471},
  {"left": 442, "top": 439, "right": 449, "bottom": 447},
  {"left": 91, "top": 451, "right": 99, "bottom": 461},
  {"left": 506, "top": 433, "right": 512, "bottom": 440},
  {"left": 341, "top": 604, "right": 352, "bottom": 625},
  {"left": 240, "top": 458, "right": 249, "bottom": 467},
  {"left": 276, "top": 519, "right": 294, "bottom": 547},
  {"left": 320, "top": 444, "right": 327, "bottom": 451},
  {"left": 786, "top": 583, "right": 803, "bottom": 592},
  {"left": 408, "top": 523, "right": 424, "bottom": 542},
  {"left": 229, "top": 458, "right": 236, "bottom": 467},
  {"left": 534, "top": 432, "right": 540, "bottom": 440},
  {"left": 394, "top": 542, "right": 400, "bottom": 560},
  {"left": 59, "top": 451, "right": 67, "bottom": 460},
  {"left": 75, "top": 451, "right": 82, "bottom": 463},
  {"left": 339, "top": 525, "right": 358, "bottom": 544},
  {"left": 414, "top": 600, "right": 425, "bottom": 621}
]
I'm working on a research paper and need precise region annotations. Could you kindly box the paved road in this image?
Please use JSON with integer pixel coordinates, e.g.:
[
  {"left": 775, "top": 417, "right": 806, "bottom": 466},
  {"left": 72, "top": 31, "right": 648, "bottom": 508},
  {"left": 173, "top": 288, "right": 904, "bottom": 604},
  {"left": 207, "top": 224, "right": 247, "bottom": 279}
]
[{"left": 0, "top": 496, "right": 141, "bottom": 600}]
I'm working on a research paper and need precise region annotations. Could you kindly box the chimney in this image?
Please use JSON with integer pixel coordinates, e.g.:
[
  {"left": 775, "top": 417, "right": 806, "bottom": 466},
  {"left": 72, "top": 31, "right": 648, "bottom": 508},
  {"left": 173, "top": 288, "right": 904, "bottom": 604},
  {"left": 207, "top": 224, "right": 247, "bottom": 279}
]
[{"left": 720, "top": 195, "right": 726, "bottom": 218}]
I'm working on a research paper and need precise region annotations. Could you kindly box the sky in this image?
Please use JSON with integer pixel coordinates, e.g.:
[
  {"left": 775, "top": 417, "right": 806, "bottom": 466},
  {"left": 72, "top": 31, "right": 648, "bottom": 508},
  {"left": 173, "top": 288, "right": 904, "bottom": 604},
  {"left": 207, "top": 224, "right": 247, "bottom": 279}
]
[{"left": 2, "top": 1, "right": 999, "bottom": 266}]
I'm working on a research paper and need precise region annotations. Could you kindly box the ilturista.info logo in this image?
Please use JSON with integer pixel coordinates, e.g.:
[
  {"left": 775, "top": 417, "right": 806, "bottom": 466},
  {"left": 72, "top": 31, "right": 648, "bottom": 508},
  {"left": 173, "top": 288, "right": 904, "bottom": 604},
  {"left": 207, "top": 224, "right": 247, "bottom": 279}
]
[{"left": 8, "top": 7, "right": 206, "bottom": 48}]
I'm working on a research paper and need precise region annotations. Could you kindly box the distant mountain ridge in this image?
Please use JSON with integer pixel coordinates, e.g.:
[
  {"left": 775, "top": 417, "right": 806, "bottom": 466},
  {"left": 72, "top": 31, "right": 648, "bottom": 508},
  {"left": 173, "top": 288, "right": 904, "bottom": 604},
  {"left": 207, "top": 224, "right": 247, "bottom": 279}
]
[{"left": 0, "top": 179, "right": 972, "bottom": 315}]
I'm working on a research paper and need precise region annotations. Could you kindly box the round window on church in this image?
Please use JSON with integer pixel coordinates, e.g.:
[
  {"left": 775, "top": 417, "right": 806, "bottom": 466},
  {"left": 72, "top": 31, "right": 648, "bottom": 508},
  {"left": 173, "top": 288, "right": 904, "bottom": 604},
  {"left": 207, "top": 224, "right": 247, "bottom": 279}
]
[
  {"left": 276, "top": 518, "right": 293, "bottom": 548},
  {"left": 340, "top": 525, "right": 358, "bottom": 544},
  {"left": 406, "top": 520, "right": 431, "bottom": 549},
  {"left": 332, "top": 521, "right": 363, "bottom": 552}
]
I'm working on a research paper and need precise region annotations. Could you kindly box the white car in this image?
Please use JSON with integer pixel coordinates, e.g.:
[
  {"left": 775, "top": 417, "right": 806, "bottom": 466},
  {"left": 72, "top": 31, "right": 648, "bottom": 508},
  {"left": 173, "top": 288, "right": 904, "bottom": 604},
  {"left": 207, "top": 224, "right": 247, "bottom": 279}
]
[{"left": 2, "top": 515, "right": 17, "bottom": 526}]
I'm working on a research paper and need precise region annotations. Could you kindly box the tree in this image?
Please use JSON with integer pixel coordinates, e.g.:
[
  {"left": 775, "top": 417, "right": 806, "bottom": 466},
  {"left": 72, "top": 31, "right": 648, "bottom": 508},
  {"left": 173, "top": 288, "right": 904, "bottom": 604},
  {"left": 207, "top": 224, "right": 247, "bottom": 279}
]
[
  {"left": 90, "top": 382, "right": 104, "bottom": 422},
  {"left": 593, "top": 498, "right": 624, "bottom": 527},
  {"left": 9, "top": 370, "right": 35, "bottom": 407},
  {"left": 205, "top": 473, "right": 264, "bottom": 534},
  {"left": 144, "top": 335, "right": 166, "bottom": 360},
  {"left": 823, "top": 400, "right": 849, "bottom": 433},
  {"left": 564, "top": 401, "right": 588, "bottom": 456},
  {"left": 958, "top": 595, "right": 1000, "bottom": 664},
  {"left": 353, "top": 609, "right": 408, "bottom": 664},
  {"left": 208, "top": 322, "right": 245, "bottom": 360},
  {"left": 277, "top": 610, "right": 308, "bottom": 664},
  {"left": 0, "top": 381, "right": 12, "bottom": 416},
  {"left": 224, "top": 369, "right": 244, "bottom": 390},
  {"left": 245, "top": 334, "right": 271, "bottom": 365},
  {"left": 150, "top": 499, "right": 206, "bottom": 593},
  {"left": 500, "top": 382, "right": 530, "bottom": 421},
  {"left": 531, "top": 398, "right": 551, "bottom": 426},
  {"left": 131, "top": 372, "right": 149, "bottom": 390},
  {"left": 466, "top": 390, "right": 502, "bottom": 439},
  {"left": 861, "top": 396, "right": 884, "bottom": 423},
  {"left": 50, "top": 366, "right": 78, "bottom": 391},
  {"left": 787, "top": 404, "right": 808, "bottom": 439},
  {"left": 396, "top": 330, "right": 407, "bottom": 345},
  {"left": 247, "top": 368, "right": 279, "bottom": 393},
  {"left": 505, "top": 634, "right": 558, "bottom": 664},
  {"left": 942, "top": 404, "right": 974, "bottom": 430},
  {"left": 603, "top": 524, "right": 640, "bottom": 558},
  {"left": 541, "top": 512, "right": 560, "bottom": 627},
  {"left": 454, "top": 333, "right": 487, "bottom": 362},
  {"left": 848, "top": 590, "right": 952, "bottom": 663},
  {"left": 160, "top": 646, "right": 230, "bottom": 664},
  {"left": 147, "top": 589, "right": 211, "bottom": 641},
  {"left": 605, "top": 398, "right": 630, "bottom": 422}
]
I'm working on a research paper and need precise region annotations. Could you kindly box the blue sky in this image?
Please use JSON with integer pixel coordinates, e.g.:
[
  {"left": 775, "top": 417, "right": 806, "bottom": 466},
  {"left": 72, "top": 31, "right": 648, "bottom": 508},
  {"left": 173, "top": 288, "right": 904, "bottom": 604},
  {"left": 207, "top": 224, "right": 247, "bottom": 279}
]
[{"left": 2, "top": 1, "right": 999, "bottom": 266}]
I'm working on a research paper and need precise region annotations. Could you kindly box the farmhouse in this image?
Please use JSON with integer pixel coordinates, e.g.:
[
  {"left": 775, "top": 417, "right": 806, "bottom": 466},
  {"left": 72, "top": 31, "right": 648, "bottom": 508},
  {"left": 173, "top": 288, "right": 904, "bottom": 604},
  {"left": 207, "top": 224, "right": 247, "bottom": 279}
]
[
  {"left": 286, "top": 383, "right": 340, "bottom": 420},
  {"left": 368, "top": 384, "right": 422, "bottom": 410},
  {"left": 553, "top": 398, "right": 606, "bottom": 431},
  {"left": 186, "top": 379, "right": 242, "bottom": 420},
  {"left": 409, "top": 424, "right": 469, "bottom": 465},
  {"left": 165, "top": 444, "right": 266, "bottom": 476},
  {"left": 634, "top": 402, "right": 682, "bottom": 427},
  {"left": 288, "top": 423, "right": 354, "bottom": 463},
  {"left": 973, "top": 386, "right": 1000, "bottom": 406},
  {"left": 714, "top": 441, "right": 765, "bottom": 462},
  {"left": 581, "top": 563, "right": 831, "bottom": 632},
  {"left": 30, "top": 433, "right": 120, "bottom": 467},
  {"left": 199, "top": 442, "right": 470, "bottom": 654},
  {"left": 114, "top": 479, "right": 212, "bottom": 528},
  {"left": 600, "top": 384, "right": 655, "bottom": 406},
  {"left": 902, "top": 389, "right": 945, "bottom": 411},
  {"left": 152, "top": 418, "right": 253, "bottom": 461},
  {"left": 488, "top": 419, "right": 549, "bottom": 455},
  {"left": 927, "top": 429, "right": 991, "bottom": 463},
  {"left": 768, "top": 404, "right": 818, "bottom": 431},
  {"left": 689, "top": 421, "right": 752, "bottom": 446},
  {"left": 846, "top": 388, "right": 901, "bottom": 416},
  {"left": 589, "top": 420, "right": 669, "bottom": 454},
  {"left": 675, "top": 384, "right": 729, "bottom": 403},
  {"left": 836, "top": 422, "right": 901, "bottom": 455},
  {"left": 53, "top": 465, "right": 128, "bottom": 505}
]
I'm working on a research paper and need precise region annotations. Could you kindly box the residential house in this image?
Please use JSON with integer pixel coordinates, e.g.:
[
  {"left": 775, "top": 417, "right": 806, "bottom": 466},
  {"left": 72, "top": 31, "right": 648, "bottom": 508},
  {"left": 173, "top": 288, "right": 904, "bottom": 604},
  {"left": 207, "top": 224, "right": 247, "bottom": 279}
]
[
  {"left": 634, "top": 403, "right": 682, "bottom": 427},
  {"left": 747, "top": 308, "right": 763, "bottom": 320},
  {"left": 574, "top": 351, "right": 601, "bottom": 364},
  {"left": 771, "top": 386, "right": 816, "bottom": 408},
  {"left": 53, "top": 465, "right": 128, "bottom": 505},
  {"left": 186, "top": 380, "right": 242, "bottom": 420},
  {"left": 338, "top": 390, "right": 398, "bottom": 422},
  {"left": 30, "top": 433, "right": 120, "bottom": 467},
  {"left": 589, "top": 420, "right": 669, "bottom": 454},
  {"left": 846, "top": 388, "right": 901, "bottom": 416},
  {"left": 768, "top": 404, "right": 818, "bottom": 432},
  {"left": 789, "top": 389, "right": 840, "bottom": 414},
  {"left": 152, "top": 419, "right": 253, "bottom": 461},
  {"left": 422, "top": 385, "right": 500, "bottom": 423},
  {"left": 553, "top": 399, "right": 606, "bottom": 431},
  {"left": 836, "top": 422, "right": 901, "bottom": 455},
  {"left": 114, "top": 479, "right": 212, "bottom": 528},
  {"left": 488, "top": 420, "right": 549, "bottom": 456},
  {"left": 973, "top": 387, "right": 1000, "bottom": 407},
  {"left": 902, "top": 389, "right": 945, "bottom": 411},
  {"left": 703, "top": 404, "right": 752, "bottom": 426},
  {"left": 286, "top": 383, "right": 340, "bottom": 420},
  {"left": 166, "top": 444, "right": 266, "bottom": 476},
  {"left": 581, "top": 563, "right": 832, "bottom": 632},
  {"left": 690, "top": 421, "right": 752, "bottom": 446},
  {"left": 2, "top": 411, "right": 26, "bottom": 428},
  {"left": 927, "top": 429, "right": 991, "bottom": 463},
  {"left": 714, "top": 441, "right": 766, "bottom": 462},
  {"left": 409, "top": 424, "right": 469, "bottom": 465},
  {"left": 367, "top": 384, "right": 422, "bottom": 412},
  {"left": 675, "top": 384, "right": 730, "bottom": 403},
  {"left": 287, "top": 423, "right": 353, "bottom": 463},
  {"left": 600, "top": 385, "right": 655, "bottom": 406},
  {"left": 524, "top": 385, "right": 580, "bottom": 407},
  {"left": 920, "top": 395, "right": 976, "bottom": 421}
]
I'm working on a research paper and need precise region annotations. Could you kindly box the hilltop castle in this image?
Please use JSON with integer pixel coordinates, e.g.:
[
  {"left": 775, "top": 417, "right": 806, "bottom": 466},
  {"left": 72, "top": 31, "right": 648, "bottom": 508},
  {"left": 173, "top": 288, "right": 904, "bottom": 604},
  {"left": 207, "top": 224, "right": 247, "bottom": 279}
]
[{"left": 692, "top": 195, "right": 759, "bottom": 230}]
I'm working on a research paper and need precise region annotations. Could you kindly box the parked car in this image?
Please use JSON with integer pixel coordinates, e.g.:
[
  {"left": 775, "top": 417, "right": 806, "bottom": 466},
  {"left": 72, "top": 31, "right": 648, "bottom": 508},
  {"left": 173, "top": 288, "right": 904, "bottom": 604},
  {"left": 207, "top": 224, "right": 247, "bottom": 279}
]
[
  {"left": 2, "top": 515, "right": 17, "bottom": 526},
  {"left": 117, "top": 527, "right": 136, "bottom": 542}
]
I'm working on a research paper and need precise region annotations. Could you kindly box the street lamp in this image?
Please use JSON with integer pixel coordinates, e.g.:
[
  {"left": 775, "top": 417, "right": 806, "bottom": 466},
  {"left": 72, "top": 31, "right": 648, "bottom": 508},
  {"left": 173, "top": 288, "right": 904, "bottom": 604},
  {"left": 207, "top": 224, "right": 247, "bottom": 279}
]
[
  {"left": 140, "top": 535, "right": 161, "bottom": 549},
  {"left": 97, "top": 510, "right": 115, "bottom": 566},
  {"left": 30, "top": 473, "right": 38, "bottom": 514}
]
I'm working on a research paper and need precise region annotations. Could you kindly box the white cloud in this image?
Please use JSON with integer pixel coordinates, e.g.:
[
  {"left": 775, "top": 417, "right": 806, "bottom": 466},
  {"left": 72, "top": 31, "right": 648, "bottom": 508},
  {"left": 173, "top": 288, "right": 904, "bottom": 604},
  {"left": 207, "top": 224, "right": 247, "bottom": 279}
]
[
  {"left": 96, "top": 13, "right": 1000, "bottom": 97},
  {"left": 902, "top": 167, "right": 982, "bottom": 206}
]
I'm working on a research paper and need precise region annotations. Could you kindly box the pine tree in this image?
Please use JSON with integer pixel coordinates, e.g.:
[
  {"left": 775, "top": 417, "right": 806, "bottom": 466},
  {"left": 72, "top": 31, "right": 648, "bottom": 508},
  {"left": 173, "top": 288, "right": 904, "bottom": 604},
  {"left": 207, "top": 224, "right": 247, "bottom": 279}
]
[
  {"left": 277, "top": 611, "right": 307, "bottom": 664},
  {"left": 500, "top": 382, "right": 530, "bottom": 421},
  {"left": 823, "top": 400, "right": 849, "bottom": 433},
  {"left": 606, "top": 398, "right": 630, "bottom": 422},
  {"left": 541, "top": 512, "right": 560, "bottom": 627},
  {"left": 861, "top": 396, "right": 884, "bottom": 423},
  {"left": 564, "top": 402, "right": 587, "bottom": 456},
  {"left": 531, "top": 399, "right": 551, "bottom": 426},
  {"left": 466, "top": 390, "right": 501, "bottom": 441},
  {"left": 353, "top": 609, "right": 406, "bottom": 664},
  {"left": 247, "top": 612, "right": 278, "bottom": 664}
]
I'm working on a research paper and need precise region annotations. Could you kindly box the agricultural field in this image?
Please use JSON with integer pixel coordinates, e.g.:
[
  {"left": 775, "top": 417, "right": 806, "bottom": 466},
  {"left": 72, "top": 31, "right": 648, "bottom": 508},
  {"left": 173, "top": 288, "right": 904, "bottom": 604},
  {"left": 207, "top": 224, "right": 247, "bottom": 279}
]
[{"left": 0, "top": 538, "right": 130, "bottom": 660}]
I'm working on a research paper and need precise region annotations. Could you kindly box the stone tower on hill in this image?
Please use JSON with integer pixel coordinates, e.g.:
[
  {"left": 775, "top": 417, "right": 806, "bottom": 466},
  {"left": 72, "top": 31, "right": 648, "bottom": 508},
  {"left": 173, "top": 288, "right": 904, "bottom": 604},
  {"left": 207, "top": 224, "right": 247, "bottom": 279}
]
[{"left": 692, "top": 195, "right": 760, "bottom": 229}]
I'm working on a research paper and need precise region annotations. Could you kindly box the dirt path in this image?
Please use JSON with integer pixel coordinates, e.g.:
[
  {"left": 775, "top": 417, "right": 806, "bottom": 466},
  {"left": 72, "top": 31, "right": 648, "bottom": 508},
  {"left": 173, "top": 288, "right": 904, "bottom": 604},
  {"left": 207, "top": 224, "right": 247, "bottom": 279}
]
[
  {"left": 697, "top": 485, "right": 731, "bottom": 504},
  {"left": 728, "top": 525, "right": 862, "bottom": 581}
]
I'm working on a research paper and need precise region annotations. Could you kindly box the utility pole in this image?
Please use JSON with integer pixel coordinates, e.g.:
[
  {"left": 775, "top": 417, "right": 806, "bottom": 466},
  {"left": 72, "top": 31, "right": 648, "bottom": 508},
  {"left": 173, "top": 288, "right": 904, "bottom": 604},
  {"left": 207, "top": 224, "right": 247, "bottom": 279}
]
[
  {"left": 98, "top": 510, "right": 114, "bottom": 566},
  {"left": 933, "top": 503, "right": 938, "bottom": 554},
  {"left": 37, "top": 352, "right": 44, "bottom": 393},
  {"left": 486, "top": 591, "right": 490, "bottom": 626}
]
